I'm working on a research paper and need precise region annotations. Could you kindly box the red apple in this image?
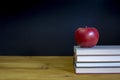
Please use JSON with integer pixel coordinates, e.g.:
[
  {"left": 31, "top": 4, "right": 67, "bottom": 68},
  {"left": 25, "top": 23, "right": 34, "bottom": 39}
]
[{"left": 75, "top": 26, "right": 99, "bottom": 48}]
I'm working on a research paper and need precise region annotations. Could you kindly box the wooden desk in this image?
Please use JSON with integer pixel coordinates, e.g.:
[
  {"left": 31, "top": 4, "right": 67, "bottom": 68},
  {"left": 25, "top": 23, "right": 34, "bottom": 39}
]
[{"left": 0, "top": 56, "right": 120, "bottom": 80}]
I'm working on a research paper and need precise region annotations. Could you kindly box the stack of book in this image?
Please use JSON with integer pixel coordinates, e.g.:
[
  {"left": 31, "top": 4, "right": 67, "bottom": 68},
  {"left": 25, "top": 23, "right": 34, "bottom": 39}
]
[{"left": 74, "top": 45, "right": 120, "bottom": 74}]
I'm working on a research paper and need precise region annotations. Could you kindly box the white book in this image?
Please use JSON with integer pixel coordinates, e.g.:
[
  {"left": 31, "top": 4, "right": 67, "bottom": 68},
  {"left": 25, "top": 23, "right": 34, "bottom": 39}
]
[
  {"left": 75, "top": 62, "right": 120, "bottom": 68},
  {"left": 75, "top": 67, "right": 120, "bottom": 74},
  {"left": 75, "top": 56, "right": 120, "bottom": 62},
  {"left": 74, "top": 45, "right": 120, "bottom": 56}
]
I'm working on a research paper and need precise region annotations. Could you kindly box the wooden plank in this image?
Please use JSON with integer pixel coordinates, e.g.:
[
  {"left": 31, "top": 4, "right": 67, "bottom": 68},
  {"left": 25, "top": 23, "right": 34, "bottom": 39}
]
[{"left": 0, "top": 56, "right": 120, "bottom": 80}]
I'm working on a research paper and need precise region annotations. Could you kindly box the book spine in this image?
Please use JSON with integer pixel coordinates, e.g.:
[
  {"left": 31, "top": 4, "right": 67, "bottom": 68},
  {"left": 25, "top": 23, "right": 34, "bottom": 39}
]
[
  {"left": 75, "top": 62, "right": 120, "bottom": 68},
  {"left": 75, "top": 67, "right": 120, "bottom": 74},
  {"left": 75, "top": 55, "right": 120, "bottom": 62},
  {"left": 75, "top": 50, "right": 120, "bottom": 56}
]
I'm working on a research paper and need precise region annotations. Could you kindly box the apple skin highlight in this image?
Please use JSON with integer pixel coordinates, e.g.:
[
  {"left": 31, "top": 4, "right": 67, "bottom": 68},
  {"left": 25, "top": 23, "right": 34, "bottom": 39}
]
[{"left": 75, "top": 27, "right": 99, "bottom": 48}]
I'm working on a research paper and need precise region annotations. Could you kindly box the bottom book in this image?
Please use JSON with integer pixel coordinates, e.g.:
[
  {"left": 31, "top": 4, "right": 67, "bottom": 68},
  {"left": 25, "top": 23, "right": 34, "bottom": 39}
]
[{"left": 75, "top": 67, "right": 120, "bottom": 74}]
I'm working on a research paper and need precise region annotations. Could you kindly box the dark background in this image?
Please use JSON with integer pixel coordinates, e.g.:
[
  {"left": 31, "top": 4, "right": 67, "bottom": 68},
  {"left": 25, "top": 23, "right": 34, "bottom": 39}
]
[{"left": 0, "top": 0, "right": 120, "bottom": 56}]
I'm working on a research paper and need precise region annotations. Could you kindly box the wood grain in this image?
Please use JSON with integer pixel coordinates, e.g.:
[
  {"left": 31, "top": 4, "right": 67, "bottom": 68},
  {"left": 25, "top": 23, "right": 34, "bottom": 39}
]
[{"left": 0, "top": 56, "right": 120, "bottom": 80}]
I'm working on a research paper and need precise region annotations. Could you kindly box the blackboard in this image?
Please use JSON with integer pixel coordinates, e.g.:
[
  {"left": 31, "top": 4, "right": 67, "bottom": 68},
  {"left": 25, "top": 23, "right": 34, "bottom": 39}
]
[{"left": 0, "top": 0, "right": 120, "bottom": 55}]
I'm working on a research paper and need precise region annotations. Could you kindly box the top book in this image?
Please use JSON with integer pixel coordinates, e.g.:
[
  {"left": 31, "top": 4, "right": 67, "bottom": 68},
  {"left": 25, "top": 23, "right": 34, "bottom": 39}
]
[{"left": 74, "top": 45, "right": 120, "bottom": 56}]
